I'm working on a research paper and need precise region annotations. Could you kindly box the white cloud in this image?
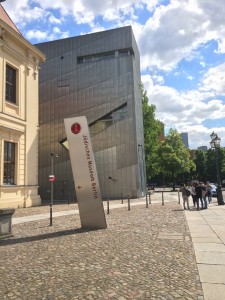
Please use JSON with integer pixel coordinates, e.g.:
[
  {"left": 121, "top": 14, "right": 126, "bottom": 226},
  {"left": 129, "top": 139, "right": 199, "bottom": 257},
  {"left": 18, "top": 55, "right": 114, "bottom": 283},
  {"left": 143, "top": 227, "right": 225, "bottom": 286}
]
[
  {"left": 60, "top": 31, "right": 70, "bottom": 39},
  {"left": 200, "top": 63, "right": 225, "bottom": 96},
  {"left": 3, "top": 0, "right": 225, "bottom": 71},
  {"left": 49, "top": 15, "right": 62, "bottom": 25},
  {"left": 2, "top": 0, "right": 158, "bottom": 33},
  {"left": 141, "top": 74, "right": 154, "bottom": 91},
  {"left": 2, "top": 0, "right": 225, "bottom": 149},
  {"left": 179, "top": 125, "right": 225, "bottom": 149},
  {"left": 142, "top": 74, "right": 225, "bottom": 148},
  {"left": 200, "top": 61, "right": 206, "bottom": 68},
  {"left": 26, "top": 29, "right": 48, "bottom": 41},
  {"left": 25, "top": 28, "right": 69, "bottom": 42},
  {"left": 31, "top": 0, "right": 150, "bottom": 25},
  {"left": 197, "top": 0, "right": 225, "bottom": 31},
  {"left": 138, "top": 0, "right": 211, "bottom": 71},
  {"left": 152, "top": 74, "right": 164, "bottom": 85},
  {"left": 53, "top": 27, "right": 61, "bottom": 34},
  {"left": 2, "top": 1, "right": 45, "bottom": 25},
  {"left": 142, "top": 0, "right": 160, "bottom": 12}
]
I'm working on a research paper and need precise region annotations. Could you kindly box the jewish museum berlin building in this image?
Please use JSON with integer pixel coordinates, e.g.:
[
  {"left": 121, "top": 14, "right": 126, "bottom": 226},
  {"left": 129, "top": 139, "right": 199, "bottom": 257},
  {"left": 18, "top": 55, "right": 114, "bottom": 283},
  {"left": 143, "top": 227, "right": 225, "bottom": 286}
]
[{"left": 36, "top": 26, "right": 146, "bottom": 201}]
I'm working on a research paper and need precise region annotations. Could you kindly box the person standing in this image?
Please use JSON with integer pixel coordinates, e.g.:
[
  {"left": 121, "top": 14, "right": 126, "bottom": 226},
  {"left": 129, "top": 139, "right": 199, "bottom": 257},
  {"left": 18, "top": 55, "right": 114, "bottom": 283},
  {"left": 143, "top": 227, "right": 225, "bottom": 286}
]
[
  {"left": 206, "top": 181, "right": 212, "bottom": 203},
  {"left": 191, "top": 181, "right": 197, "bottom": 207},
  {"left": 195, "top": 182, "right": 204, "bottom": 210},
  {"left": 202, "top": 182, "right": 208, "bottom": 209},
  {"left": 179, "top": 184, "right": 190, "bottom": 210}
]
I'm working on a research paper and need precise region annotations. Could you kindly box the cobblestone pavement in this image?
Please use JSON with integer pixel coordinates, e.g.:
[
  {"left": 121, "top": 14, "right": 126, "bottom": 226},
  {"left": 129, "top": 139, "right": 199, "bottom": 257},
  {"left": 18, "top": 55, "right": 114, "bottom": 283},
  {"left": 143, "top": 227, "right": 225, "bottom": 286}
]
[
  {"left": 13, "top": 202, "right": 78, "bottom": 218},
  {"left": 0, "top": 202, "right": 204, "bottom": 300}
]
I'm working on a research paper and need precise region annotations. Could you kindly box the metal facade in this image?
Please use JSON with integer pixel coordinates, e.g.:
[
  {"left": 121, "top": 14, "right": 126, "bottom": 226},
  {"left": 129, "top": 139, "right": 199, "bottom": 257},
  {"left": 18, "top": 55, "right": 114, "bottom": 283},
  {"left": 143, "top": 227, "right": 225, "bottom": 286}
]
[{"left": 36, "top": 26, "right": 146, "bottom": 201}]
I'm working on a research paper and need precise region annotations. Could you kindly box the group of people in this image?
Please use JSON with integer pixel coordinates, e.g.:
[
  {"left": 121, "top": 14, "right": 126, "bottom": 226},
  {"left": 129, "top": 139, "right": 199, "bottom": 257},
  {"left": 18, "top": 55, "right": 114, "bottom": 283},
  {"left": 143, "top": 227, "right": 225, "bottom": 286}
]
[{"left": 180, "top": 181, "right": 213, "bottom": 210}]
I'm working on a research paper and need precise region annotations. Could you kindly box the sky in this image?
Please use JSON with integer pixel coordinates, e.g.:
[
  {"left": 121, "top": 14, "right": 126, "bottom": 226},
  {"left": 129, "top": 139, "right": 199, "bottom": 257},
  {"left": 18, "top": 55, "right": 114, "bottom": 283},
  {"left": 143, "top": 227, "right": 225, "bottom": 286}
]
[{"left": 2, "top": 0, "right": 225, "bottom": 149}]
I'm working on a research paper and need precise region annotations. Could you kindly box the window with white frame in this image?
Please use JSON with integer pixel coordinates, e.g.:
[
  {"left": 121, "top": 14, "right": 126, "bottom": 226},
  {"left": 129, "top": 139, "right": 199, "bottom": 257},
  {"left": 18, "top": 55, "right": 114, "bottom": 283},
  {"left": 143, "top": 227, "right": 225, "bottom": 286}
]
[
  {"left": 6, "top": 65, "right": 17, "bottom": 104},
  {"left": 4, "top": 141, "right": 16, "bottom": 185}
]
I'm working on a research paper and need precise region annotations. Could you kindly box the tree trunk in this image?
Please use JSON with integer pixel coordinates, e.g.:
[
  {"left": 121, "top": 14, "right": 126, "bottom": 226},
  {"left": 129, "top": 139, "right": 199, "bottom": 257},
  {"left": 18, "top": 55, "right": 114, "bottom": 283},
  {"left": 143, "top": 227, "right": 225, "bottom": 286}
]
[{"left": 172, "top": 173, "right": 175, "bottom": 191}]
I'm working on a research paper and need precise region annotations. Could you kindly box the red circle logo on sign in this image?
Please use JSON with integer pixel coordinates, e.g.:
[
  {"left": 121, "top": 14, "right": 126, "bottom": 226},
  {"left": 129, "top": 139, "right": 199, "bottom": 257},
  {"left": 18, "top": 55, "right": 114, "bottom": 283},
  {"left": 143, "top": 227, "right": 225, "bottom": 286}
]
[{"left": 71, "top": 123, "right": 81, "bottom": 134}]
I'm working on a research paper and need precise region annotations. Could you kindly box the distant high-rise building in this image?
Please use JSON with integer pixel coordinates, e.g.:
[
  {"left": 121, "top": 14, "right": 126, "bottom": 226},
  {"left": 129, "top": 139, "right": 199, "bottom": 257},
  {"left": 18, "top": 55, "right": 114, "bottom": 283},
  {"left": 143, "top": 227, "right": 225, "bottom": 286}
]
[
  {"left": 198, "top": 146, "right": 207, "bottom": 152},
  {"left": 181, "top": 132, "right": 189, "bottom": 148}
]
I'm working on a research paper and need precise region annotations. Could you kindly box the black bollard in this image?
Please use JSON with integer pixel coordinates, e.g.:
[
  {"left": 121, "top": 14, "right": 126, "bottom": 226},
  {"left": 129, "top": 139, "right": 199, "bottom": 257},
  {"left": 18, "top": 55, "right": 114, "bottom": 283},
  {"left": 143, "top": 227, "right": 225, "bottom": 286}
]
[
  {"left": 50, "top": 203, "right": 53, "bottom": 226},
  {"left": 68, "top": 189, "right": 70, "bottom": 205},
  {"left": 149, "top": 192, "right": 151, "bottom": 204},
  {"left": 128, "top": 196, "right": 130, "bottom": 211},
  {"left": 162, "top": 192, "right": 164, "bottom": 205},
  {"left": 107, "top": 197, "right": 110, "bottom": 214}
]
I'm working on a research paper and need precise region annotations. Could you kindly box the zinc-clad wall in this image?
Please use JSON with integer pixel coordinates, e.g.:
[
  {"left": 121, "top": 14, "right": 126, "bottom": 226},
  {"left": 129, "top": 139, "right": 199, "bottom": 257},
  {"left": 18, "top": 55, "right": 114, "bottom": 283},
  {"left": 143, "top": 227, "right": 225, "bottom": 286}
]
[
  {"left": 131, "top": 30, "right": 146, "bottom": 195},
  {"left": 37, "top": 26, "right": 145, "bottom": 201}
]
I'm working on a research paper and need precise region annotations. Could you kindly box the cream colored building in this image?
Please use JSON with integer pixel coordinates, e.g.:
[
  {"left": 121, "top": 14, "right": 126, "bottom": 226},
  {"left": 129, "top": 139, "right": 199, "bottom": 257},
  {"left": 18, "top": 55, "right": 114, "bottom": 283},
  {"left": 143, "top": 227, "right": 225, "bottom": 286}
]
[{"left": 0, "top": 5, "right": 45, "bottom": 208}]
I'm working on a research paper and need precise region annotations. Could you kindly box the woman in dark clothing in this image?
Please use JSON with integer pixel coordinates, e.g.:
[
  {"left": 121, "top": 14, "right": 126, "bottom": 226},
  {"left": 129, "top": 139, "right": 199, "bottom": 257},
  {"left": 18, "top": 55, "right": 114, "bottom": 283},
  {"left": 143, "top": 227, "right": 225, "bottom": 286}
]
[
  {"left": 195, "top": 182, "right": 204, "bottom": 210},
  {"left": 191, "top": 181, "right": 197, "bottom": 207}
]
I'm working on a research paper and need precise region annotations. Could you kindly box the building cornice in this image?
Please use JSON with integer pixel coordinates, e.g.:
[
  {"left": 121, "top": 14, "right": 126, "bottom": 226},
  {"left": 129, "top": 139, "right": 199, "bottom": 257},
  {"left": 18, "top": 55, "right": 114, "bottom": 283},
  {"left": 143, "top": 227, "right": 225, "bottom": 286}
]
[
  {"left": 0, "top": 19, "right": 45, "bottom": 63},
  {"left": 0, "top": 124, "right": 25, "bottom": 134},
  {"left": 0, "top": 112, "right": 27, "bottom": 127}
]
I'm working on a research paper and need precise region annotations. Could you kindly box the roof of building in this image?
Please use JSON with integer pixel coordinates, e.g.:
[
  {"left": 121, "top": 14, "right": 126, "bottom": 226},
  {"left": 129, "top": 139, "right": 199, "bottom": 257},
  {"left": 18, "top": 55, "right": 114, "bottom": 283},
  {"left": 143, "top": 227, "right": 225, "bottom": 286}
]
[{"left": 0, "top": 4, "right": 21, "bottom": 34}]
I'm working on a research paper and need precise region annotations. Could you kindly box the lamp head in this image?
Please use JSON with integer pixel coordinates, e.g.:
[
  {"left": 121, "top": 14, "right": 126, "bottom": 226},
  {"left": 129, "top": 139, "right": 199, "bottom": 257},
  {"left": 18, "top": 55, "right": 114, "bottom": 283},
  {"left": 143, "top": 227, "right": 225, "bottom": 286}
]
[
  {"left": 210, "top": 131, "right": 217, "bottom": 141},
  {"left": 215, "top": 136, "right": 221, "bottom": 147},
  {"left": 210, "top": 131, "right": 221, "bottom": 148},
  {"left": 210, "top": 140, "right": 215, "bottom": 149}
]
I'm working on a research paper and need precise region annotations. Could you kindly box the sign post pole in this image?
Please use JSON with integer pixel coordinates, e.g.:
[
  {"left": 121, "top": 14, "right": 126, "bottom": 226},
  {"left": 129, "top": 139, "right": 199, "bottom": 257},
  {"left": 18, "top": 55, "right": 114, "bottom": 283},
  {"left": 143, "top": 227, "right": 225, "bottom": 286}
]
[
  {"left": 50, "top": 154, "right": 54, "bottom": 226},
  {"left": 49, "top": 154, "right": 57, "bottom": 226}
]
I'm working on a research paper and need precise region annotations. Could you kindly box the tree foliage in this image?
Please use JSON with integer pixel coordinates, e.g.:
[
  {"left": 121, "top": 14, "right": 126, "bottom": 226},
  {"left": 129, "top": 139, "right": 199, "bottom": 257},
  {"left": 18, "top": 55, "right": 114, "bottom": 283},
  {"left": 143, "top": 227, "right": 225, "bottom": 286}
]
[
  {"left": 194, "top": 147, "right": 225, "bottom": 183},
  {"left": 194, "top": 150, "right": 206, "bottom": 180},
  {"left": 153, "top": 129, "right": 195, "bottom": 189},
  {"left": 141, "top": 84, "right": 161, "bottom": 180},
  {"left": 141, "top": 84, "right": 199, "bottom": 187},
  {"left": 141, "top": 81, "right": 225, "bottom": 187}
]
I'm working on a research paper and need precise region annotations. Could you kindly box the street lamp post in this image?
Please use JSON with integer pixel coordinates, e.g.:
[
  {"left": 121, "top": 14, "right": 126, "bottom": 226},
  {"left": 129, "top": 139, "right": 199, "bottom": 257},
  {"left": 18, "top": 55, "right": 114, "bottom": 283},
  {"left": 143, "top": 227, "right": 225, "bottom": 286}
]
[
  {"left": 50, "top": 153, "right": 58, "bottom": 226},
  {"left": 210, "top": 131, "right": 224, "bottom": 205}
]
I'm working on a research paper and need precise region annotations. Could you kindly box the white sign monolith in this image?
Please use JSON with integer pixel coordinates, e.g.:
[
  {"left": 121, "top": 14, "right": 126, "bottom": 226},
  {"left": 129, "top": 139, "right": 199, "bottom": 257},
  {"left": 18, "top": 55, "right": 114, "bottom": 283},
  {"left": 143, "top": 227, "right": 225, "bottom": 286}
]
[{"left": 64, "top": 116, "right": 107, "bottom": 229}]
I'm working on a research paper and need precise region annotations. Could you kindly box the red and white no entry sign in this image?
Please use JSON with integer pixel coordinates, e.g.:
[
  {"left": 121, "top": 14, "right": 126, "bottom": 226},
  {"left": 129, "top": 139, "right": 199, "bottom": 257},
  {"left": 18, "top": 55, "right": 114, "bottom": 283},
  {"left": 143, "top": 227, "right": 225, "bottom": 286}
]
[{"left": 49, "top": 175, "right": 56, "bottom": 182}]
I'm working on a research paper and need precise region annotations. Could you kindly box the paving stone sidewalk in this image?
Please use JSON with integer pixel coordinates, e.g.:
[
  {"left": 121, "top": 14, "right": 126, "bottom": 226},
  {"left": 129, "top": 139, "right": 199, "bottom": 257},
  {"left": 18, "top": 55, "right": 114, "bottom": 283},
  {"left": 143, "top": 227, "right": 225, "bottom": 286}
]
[{"left": 0, "top": 202, "right": 204, "bottom": 300}]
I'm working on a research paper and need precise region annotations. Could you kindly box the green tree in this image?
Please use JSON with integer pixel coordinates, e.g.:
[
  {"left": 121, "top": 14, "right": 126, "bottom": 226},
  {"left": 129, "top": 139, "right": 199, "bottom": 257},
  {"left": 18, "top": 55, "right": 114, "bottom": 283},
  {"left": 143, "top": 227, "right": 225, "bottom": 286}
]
[
  {"left": 193, "top": 150, "right": 206, "bottom": 180},
  {"left": 141, "top": 84, "right": 161, "bottom": 180},
  {"left": 205, "top": 147, "right": 225, "bottom": 183},
  {"left": 153, "top": 129, "right": 195, "bottom": 190},
  {"left": 221, "top": 148, "right": 225, "bottom": 180}
]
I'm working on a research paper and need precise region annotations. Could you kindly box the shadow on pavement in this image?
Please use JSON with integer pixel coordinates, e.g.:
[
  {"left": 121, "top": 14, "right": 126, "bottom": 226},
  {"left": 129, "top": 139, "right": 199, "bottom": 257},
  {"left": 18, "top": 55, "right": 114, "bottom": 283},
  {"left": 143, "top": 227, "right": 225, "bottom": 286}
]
[
  {"left": 41, "top": 200, "right": 76, "bottom": 206},
  {"left": 0, "top": 227, "right": 100, "bottom": 246}
]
